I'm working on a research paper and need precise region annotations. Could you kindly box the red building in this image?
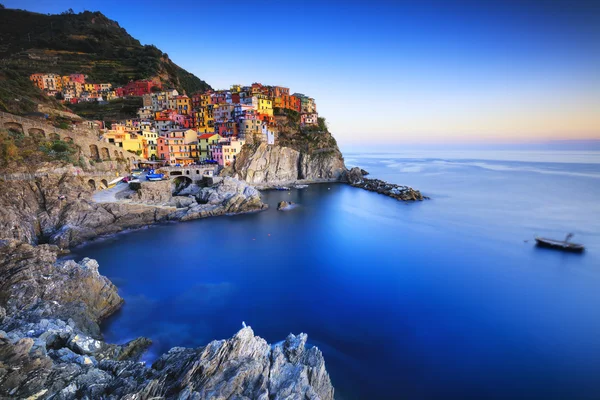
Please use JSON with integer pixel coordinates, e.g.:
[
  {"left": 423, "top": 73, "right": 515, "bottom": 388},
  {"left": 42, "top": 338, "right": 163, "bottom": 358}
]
[
  {"left": 69, "top": 74, "right": 86, "bottom": 84},
  {"left": 120, "top": 80, "right": 159, "bottom": 97}
]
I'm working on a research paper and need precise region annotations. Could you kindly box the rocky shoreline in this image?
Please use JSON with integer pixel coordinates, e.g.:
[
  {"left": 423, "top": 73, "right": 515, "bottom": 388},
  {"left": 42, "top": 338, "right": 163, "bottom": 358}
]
[
  {"left": 0, "top": 240, "right": 334, "bottom": 399},
  {"left": 345, "top": 167, "right": 427, "bottom": 201},
  {"left": 0, "top": 171, "right": 335, "bottom": 399},
  {"left": 0, "top": 157, "right": 425, "bottom": 398}
]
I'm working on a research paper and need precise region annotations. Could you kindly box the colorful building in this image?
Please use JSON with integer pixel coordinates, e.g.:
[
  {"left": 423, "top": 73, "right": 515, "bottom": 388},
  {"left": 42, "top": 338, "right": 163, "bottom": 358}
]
[{"left": 198, "top": 133, "right": 222, "bottom": 160}]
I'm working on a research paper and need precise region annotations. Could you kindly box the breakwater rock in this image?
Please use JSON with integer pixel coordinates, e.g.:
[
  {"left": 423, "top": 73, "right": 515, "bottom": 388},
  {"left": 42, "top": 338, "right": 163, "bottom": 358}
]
[
  {"left": 345, "top": 167, "right": 426, "bottom": 201},
  {"left": 0, "top": 241, "right": 334, "bottom": 399}
]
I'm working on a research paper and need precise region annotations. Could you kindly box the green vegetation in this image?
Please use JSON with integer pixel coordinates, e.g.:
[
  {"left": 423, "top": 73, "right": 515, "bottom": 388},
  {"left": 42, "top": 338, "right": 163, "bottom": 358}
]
[
  {"left": 68, "top": 97, "right": 142, "bottom": 121},
  {"left": 275, "top": 115, "right": 338, "bottom": 154},
  {"left": 0, "top": 7, "right": 211, "bottom": 116},
  {"left": 0, "top": 67, "right": 64, "bottom": 114},
  {"left": 273, "top": 107, "right": 300, "bottom": 120},
  {"left": 0, "top": 128, "right": 82, "bottom": 171}
]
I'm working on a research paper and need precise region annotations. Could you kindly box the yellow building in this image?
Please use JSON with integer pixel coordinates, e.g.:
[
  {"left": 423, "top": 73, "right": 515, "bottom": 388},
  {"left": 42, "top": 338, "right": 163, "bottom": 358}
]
[
  {"left": 103, "top": 124, "right": 147, "bottom": 156},
  {"left": 84, "top": 83, "right": 95, "bottom": 92},
  {"left": 256, "top": 94, "right": 273, "bottom": 117},
  {"left": 175, "top": 95, "right": 192, "bottom": 115},
  {"left": 141, "top": 125, "right": 158, "bottom": 160},
  {"left": 195, "top": 105, "right": 215, "bottom": 134}
]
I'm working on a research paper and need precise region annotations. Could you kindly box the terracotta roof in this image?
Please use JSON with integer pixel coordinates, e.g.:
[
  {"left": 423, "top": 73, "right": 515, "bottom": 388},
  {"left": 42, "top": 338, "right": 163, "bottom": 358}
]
[{"left": 198, "top": 133, "right": 217, "bottom": 139}]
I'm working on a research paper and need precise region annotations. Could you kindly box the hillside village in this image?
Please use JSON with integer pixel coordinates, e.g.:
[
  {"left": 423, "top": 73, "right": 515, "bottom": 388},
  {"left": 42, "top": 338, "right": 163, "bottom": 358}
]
[{"left": 29, "top": 73, "right": 320, "bottom": 167}]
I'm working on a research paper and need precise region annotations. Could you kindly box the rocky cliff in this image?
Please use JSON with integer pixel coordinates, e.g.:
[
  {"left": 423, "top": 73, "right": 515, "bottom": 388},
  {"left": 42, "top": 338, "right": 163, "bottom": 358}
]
[
  {"left": 0, "top": 241, "right": 334, "bottom": 399},
  {"left": 0, "top": 169, "right": 267, "bottom": 249},
  {"left": 227, "top": 113, "right": 347, "bottom": 186}
]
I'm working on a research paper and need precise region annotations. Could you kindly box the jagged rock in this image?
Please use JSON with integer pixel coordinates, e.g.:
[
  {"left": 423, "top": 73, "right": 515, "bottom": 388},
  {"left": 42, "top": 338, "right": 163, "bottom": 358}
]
[
  {"left": 277, "top": 201, "right": 295, "bottom": 210},
  {"left": 177, "top": 177, "right": 267, "bottom": 221},
  {"left": 344, "top": 167, "right": 365, "bottom": 184},
  {"left": 0, "top": 241, "right": 334, "bottom": 399},
  {"left": 350, "top": 177, "right": 426, "bottom": 201},
  {"left": 127, "top": 180, "right": 172, "bottom": 205},
  {"left": 170, "top": 196, "right": 197, "bottom": 208},
  {"left": 0, "top": 241, "right": 122, "bottom": 337}
]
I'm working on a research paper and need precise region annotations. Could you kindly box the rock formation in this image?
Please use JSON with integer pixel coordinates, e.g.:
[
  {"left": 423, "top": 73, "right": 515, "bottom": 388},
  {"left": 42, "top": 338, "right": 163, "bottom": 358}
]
[
  {"left": 226, "top": 112, "right": 347, "bottom": 186},
  {"left": 0, "top": 171, "right": 267, "bottom": 248},
  {"left": 345, "top": 167, "right": 426, "bottom": 201},
  {"left": 277, "top": 200, "right": 295, "bottom": 210},
  {"left": 230, "top": 143, "right": 346, "bottom": 186},
  {"left": 0, "top": 241, "right": 334, "bottom": 399},
  {"left": 173, "top": 177, "right": 268, "bottom": 221}
]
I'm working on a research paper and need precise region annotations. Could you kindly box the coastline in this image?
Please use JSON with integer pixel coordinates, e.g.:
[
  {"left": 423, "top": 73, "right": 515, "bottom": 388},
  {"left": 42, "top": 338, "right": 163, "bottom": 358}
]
[{"left": 0, "top": 162, "right": 422, "bottom": 399}]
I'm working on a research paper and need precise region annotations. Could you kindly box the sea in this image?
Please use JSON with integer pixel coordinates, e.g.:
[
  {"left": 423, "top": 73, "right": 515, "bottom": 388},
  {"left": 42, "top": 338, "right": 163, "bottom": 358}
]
[{"left": 70, "top": 149, "right": 600, "bottom": 400}]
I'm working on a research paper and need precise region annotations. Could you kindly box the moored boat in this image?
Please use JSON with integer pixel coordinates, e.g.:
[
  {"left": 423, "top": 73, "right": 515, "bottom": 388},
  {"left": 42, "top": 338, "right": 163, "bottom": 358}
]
[
  {"left": 535, "top": 234, "right": 584, "bottom": 253},
  {"left": 146, "top": 173, "right": 165, "bottom": 181}
]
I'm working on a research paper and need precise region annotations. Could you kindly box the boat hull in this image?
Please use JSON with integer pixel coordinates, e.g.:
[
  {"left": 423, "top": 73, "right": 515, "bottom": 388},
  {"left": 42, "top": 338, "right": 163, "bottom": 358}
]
[{"left": 535, "top": 238, "right": 584, "bottom": 253}]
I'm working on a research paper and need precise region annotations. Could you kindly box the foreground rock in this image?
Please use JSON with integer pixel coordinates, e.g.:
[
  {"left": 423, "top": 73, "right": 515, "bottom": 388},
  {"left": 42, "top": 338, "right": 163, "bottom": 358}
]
[
  {"left": 0, "top": 242, "right": 334, "bottom": 399},
  {"left": 345, "top": 167, "right": 426, "bottom": 201}
]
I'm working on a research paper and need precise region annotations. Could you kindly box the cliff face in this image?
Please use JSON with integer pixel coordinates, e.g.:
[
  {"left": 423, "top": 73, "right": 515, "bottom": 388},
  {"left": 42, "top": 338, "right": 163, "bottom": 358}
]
[
  {"left": 229, "top": 113, "right": 347, "bottom": 186},
  {"left": 0, "top": 168, "right": 267, "bottom": 248}
]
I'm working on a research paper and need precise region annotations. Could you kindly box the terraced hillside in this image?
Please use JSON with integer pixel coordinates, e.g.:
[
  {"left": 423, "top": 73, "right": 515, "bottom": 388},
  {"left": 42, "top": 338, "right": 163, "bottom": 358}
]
[{"left": 0, "top": 7, "right": 211, "bottom": 114}]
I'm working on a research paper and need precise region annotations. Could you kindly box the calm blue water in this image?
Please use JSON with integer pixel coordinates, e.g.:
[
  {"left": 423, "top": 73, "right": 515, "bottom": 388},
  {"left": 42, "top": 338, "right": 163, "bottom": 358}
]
[{"left": 71, "top": 150, "right": 600, "bottom": 400}]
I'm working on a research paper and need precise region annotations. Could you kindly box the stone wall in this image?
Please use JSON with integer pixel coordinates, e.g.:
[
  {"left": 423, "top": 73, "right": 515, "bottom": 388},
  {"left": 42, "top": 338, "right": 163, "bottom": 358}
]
[{"left": 0, "top": 111, "right": 143, "bottom": 168}]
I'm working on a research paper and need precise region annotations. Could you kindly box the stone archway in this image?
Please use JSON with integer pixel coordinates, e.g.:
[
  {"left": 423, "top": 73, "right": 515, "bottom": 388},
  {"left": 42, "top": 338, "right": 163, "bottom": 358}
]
[
  {"left": 88, "top": 179, "right": 96, "bottom": 191},
  {"left": 100, "top": 147, "right": 110, "bottom": 160},
  {"left": 100, "top": 179, "right": 108, "bottom": 189},
  {"left": 27, "top": 127, "right": 45, "bottom": 138},
  {"left": 89, "top": 144, "right": 100, "bottom": 160},
  {"left": 114, "top": 150, "right": 119, "bottom": 159},
  {"left": 28, "top": 129, "right": 45, "bottom": 141},
  {"left": 49, "top": 132, "right": 60, "bottom": 141},
  {"left": 173, "top": 176, "right": 192, "bottom": 192},
  {"left": 5, "top": 122, "right": 24, "bottom": 134},
  {"left": 119, "top": 151, "right": 124, "bottom": 159}
]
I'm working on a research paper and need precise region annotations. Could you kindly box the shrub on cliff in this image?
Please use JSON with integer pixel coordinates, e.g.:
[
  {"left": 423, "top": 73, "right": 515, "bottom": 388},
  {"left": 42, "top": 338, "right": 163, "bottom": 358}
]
[{"left": 0, "top": 128, "right": 81, "bottom": 171}]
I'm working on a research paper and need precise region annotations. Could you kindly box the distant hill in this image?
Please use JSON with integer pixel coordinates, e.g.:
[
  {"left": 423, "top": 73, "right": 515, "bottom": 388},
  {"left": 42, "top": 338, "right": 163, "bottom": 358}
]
[{"left": 0, "top": 7, "right": 211, "bottom": 114}]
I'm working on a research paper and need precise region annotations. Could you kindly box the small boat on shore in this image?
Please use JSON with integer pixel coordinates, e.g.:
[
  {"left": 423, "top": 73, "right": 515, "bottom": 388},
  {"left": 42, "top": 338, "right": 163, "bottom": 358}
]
[
  {"left": 535, "top": 234, "right": 584, "bottom": 253},
  {"left": 146, "top": 173, "right": 165, "bottom": 181},
  {"left": 295, "top": 184, "right": 309, "bottom": 189},
  {"left": 274, "top": 186, "right": 290, "bottom": 191}
]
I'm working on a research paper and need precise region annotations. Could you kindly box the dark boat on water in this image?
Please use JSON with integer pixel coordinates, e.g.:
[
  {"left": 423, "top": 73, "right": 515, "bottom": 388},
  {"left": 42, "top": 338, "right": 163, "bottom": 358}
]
[{"left": 535, "top": 233, "right": 585, "bottom": 253}]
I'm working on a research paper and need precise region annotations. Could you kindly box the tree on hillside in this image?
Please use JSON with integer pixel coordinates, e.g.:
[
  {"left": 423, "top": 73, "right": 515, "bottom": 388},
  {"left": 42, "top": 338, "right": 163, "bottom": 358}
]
[{"left": 0, "top": 4, "right": 5, "bottom": 9}]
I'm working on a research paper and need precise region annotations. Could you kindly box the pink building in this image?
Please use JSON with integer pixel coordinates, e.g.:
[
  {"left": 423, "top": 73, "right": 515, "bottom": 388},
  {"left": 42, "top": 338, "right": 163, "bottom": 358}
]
[{"left": 210, "top": 144, "right": 223, "bottom": 165}]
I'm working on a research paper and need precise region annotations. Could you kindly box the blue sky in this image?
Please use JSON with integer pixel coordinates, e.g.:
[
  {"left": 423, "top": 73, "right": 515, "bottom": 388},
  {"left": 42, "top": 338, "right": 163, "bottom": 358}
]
[{"left": 4, "top": 0, "right": 600, "bottom": 145}]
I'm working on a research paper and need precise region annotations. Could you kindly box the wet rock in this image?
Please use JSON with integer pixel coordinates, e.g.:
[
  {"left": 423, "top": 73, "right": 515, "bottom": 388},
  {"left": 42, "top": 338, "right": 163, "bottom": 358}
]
[
  {"left": 277, "top": 201, "right": 295, "bottom": 210},
  {"left": 344, "top": 167, "right": 365, "bottom": 185},
  {"left": 350, "top": 176, "right": 426, "bottom": 201}
]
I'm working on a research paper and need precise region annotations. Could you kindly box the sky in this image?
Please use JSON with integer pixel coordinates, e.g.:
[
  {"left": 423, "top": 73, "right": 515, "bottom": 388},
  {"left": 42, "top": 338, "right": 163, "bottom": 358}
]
[{"left": 4, "top": 0, "right": 600, "bottom": 146}]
